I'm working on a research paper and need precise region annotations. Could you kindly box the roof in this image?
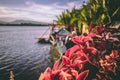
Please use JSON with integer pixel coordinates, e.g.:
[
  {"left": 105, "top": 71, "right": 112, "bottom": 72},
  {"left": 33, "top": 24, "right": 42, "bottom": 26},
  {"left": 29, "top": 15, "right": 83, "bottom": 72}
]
[{"left": 56, "top": 28, "right": 70, "bottom": 36}]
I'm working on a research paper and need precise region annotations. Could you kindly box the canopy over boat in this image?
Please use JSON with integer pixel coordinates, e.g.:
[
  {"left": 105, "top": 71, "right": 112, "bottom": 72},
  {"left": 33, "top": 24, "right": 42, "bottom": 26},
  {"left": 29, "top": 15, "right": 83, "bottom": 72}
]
[{"left": 56, "top": 28, "right": 70, "bottom": 36}]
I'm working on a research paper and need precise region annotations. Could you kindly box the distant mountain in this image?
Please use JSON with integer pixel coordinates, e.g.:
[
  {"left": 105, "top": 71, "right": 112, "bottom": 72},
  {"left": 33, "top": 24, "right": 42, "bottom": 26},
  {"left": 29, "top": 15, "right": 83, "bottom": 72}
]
[
  {"left": 10, "top": 20, "right": 48, "bottom": 24},
  {"left": 0, "top": 20, "right": 7, "bottom": 24},
  {"left": 0, "top": 20, "right": 48, "bottom": 24}
]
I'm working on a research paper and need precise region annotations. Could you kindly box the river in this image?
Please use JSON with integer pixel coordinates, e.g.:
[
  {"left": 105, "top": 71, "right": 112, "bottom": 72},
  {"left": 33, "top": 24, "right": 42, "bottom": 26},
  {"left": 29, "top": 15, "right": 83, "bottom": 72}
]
[{"left": 0, "top": 26, "right": 52, "bottom": 80}]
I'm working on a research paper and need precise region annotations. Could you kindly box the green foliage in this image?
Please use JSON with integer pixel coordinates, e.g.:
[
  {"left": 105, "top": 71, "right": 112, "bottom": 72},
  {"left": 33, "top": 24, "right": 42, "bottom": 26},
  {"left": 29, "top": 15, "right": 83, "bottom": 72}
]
[{"left": 56, "top": 0, "right": 120, "bottom": 33}]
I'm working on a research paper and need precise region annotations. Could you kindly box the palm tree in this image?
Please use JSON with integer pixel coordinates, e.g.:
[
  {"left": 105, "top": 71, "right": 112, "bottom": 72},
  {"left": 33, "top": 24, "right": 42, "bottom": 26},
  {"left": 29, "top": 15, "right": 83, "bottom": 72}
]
[{"left": 56, "top": 0, "right": 120, "bottom": 33}]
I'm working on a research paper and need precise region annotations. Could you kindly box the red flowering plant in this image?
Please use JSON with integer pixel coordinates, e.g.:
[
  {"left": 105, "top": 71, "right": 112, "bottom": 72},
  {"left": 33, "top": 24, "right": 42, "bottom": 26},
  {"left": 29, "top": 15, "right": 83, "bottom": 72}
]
[{"left": 39, "top": 25, "right": 120, "bottom": 80}]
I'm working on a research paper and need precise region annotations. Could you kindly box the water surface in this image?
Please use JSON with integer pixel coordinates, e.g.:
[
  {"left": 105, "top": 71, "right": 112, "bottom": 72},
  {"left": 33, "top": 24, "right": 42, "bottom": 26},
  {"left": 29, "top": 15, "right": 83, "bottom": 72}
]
[{"left": 0, "top": 26, "right": 52, "bottom": 80}]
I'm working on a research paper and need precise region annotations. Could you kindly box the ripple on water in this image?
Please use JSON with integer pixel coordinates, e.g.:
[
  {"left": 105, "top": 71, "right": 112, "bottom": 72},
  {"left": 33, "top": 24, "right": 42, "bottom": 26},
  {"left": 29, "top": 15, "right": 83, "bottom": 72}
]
[{"left": 0, "top": 26, "right": 52, "bottom": 80}]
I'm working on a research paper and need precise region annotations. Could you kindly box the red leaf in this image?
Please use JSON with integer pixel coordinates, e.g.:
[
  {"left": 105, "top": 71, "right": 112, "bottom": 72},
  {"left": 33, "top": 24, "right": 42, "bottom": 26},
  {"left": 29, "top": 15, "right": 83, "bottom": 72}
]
[
  {"left": 62, "top": 56, "right": 70, "bottom": 65},
  {"left": 76, "top": 52, "right": 89, "bottom": 61},
  {"left": 70, "top": 45, "right": 80, "bottom": 54},
  {"left": 41, "top": 67, "right": 52, "bottom": 80},
  {"left": 75, "top": 60, "right": 88, "bottom": 64},
  {"left": 77, "top": 70, "right": 89, "bottom": 80},
  {"left": 72, "top": 36, "right": 83, "bottom": 45},
  {"left": 61, "top": 67, "right": 68, "bottom": 72},
  {"left": 44, "top": 67, "right": 52, "bottom": 74},
  {"left": 87, "top": 47, "right": 97, "bottom": 55},
  {"left": 88, "top": 33, "right": 96, "bottom": 37},
  {"left": 45, "top": 73, "right": 52, "bottom": 80},
  {"left": 53, "top": 60, "right": 59, "bottom": 71},
  {"left": 83, "top": 36, "right": 92, "bottom": 42},
  {"left": 71, "top": 59, "right": 88, "bottom": 67},
  {"left": 76, "top": 50, "right": 84, "bottom": 57},
  {"left": 68, "top": 45, "right": 80, "bottom": 59},
  {"left": 51, "top": 70, "right": 61, "bottom": 80},
  {"left": 39, "top": 73, "right": 44, "bottom": 80},
  {"left": 65, "top": 49, "right": 70, "bottom": 57},
  {"left": 71, "top": 69, "right": 78, "bottom": 78}
]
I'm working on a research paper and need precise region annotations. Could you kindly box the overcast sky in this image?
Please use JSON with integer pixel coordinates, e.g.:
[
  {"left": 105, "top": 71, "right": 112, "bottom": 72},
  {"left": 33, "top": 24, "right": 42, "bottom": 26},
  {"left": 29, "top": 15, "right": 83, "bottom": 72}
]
[{"left": 0, "top": 0, "right": 88, "bottom": 23}]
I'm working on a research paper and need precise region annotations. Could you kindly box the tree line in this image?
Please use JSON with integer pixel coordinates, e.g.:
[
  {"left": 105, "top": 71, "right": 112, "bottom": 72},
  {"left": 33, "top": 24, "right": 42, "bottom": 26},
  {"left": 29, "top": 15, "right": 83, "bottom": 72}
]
[{"left": 0, "top": 23, "right": 49, "bottom": 26}]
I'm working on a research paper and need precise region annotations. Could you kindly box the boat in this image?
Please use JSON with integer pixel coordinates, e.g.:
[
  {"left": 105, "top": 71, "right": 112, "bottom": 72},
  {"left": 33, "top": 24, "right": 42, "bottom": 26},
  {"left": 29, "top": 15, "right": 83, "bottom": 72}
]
[
  {"left": 36, "top": 27, "right": 51, "bottom": 43},
  {"left": 36, "top": 25, "right": 75, "bottom": 62},
  {"left": 36, "top": 35, "right": 50, "bottom": 43}
]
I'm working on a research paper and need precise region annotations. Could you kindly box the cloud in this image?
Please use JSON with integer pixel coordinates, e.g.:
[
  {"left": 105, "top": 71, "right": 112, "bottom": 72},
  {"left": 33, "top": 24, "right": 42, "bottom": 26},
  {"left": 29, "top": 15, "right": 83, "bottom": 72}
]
[
  {"left": 0, "top": 7, "right": 30, "bottom": 21},
  {"left": 0, "top": 1, "right": 83, "bottom": 23},
  {"left": 67, "top": 1, "right": 83, "bottom": 9}
]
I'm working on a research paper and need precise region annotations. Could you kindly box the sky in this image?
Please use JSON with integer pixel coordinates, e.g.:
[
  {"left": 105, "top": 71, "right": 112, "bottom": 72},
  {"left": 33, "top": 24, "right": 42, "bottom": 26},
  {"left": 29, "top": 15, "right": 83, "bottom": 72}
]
[{"left": 0, "top": 0, "right": 88, "bottom": 23}]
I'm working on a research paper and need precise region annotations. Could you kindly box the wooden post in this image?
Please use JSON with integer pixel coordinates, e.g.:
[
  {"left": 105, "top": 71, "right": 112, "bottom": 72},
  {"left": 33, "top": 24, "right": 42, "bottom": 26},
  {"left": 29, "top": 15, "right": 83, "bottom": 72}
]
[{"left": 10, "top": 71, "right": 14, "bottom": 80}]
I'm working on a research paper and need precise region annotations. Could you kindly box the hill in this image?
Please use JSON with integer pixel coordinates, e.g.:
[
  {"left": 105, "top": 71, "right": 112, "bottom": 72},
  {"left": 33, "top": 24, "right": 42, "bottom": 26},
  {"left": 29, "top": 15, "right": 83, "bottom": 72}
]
[
  {"left": 10, "top": 20, "right": 48, "bottom": 24},
  {"left": 0, "top": 20, "right": 49, "bottom": 26}
]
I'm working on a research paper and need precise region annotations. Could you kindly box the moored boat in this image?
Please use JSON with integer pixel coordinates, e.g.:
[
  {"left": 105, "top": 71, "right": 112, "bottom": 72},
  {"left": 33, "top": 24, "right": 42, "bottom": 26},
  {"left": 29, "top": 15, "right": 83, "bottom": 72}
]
[{"left": 36, "top": 35, "right": 50, "bottom": 43}]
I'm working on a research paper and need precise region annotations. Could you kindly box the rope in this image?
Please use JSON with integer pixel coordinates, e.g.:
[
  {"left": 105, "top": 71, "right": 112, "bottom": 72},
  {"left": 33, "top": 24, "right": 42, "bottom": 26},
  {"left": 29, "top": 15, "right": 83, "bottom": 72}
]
[{"left": 39, "top": 27, "right": 50, "bottom": 39}]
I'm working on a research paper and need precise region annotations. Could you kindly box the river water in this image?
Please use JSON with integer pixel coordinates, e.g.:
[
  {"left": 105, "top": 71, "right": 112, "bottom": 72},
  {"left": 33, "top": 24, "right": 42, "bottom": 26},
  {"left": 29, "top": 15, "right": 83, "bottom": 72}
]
[{"left": 0, "top": 26, "right": 52, "bottom": 80}]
